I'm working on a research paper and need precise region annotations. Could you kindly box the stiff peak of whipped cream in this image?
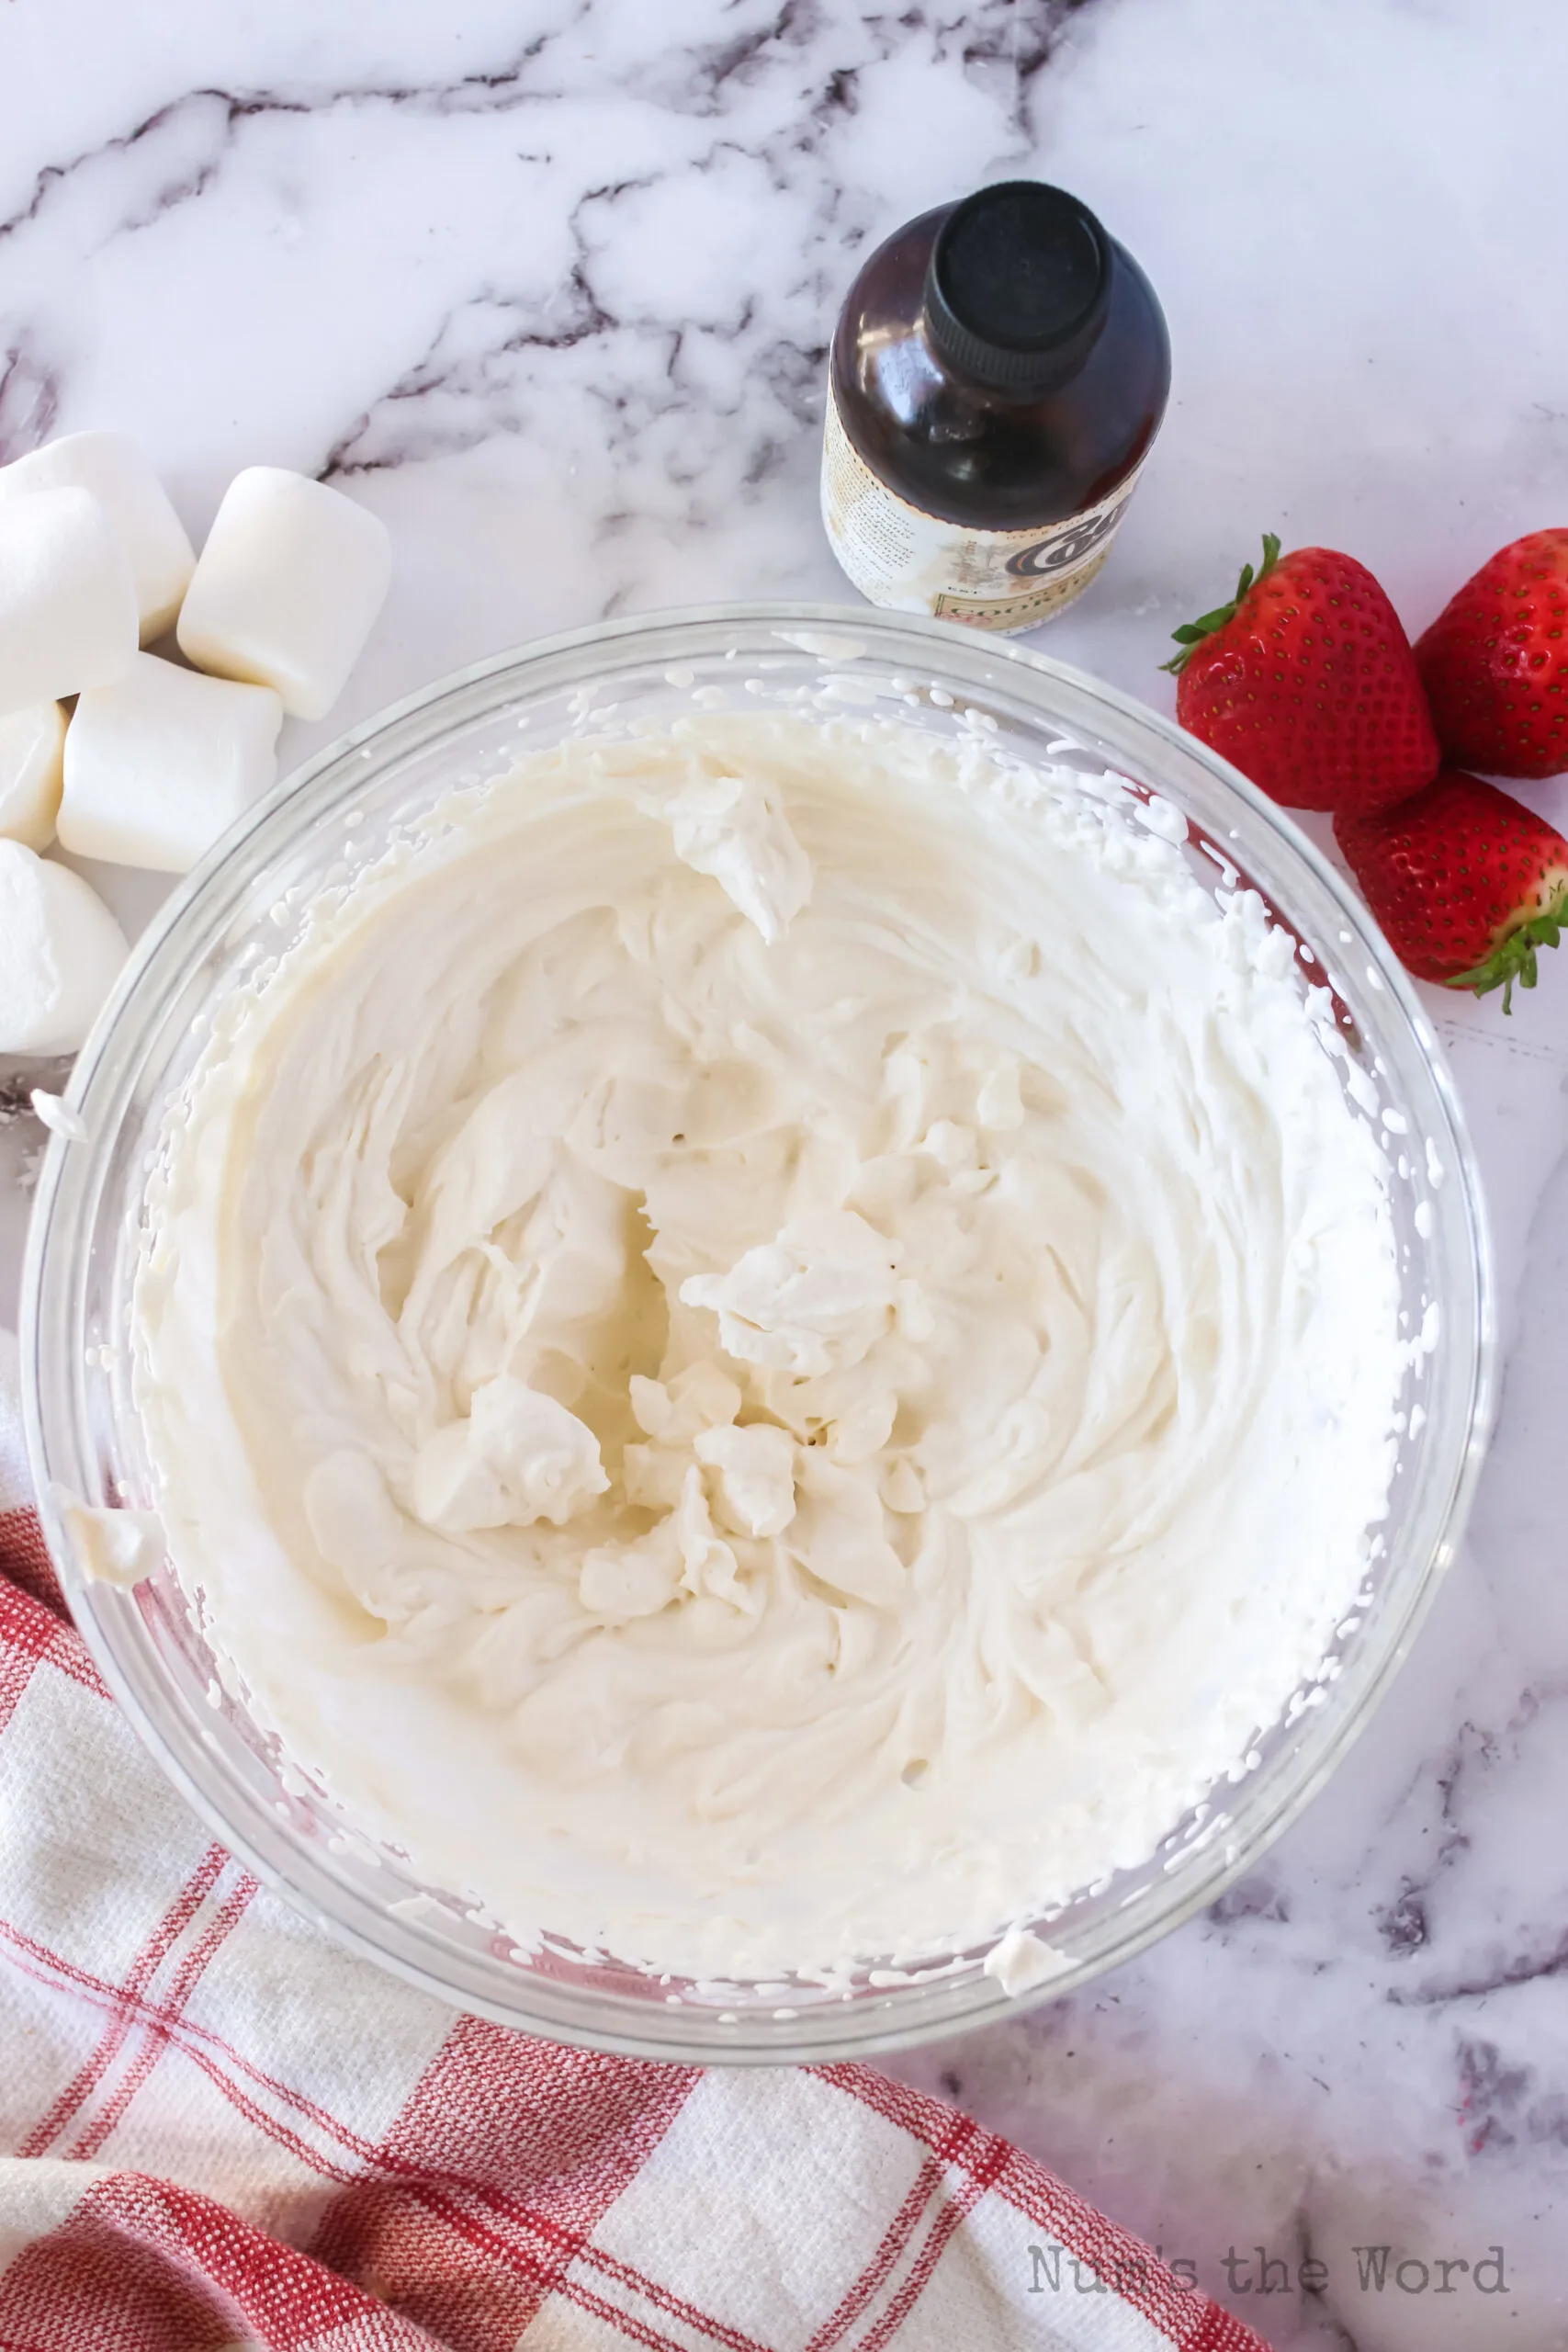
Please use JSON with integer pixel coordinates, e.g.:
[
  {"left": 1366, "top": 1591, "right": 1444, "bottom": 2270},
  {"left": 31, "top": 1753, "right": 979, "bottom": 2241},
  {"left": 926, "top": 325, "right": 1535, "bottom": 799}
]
[{"left": 132, "top": 709, "right": 1404, "bottom": 1983}]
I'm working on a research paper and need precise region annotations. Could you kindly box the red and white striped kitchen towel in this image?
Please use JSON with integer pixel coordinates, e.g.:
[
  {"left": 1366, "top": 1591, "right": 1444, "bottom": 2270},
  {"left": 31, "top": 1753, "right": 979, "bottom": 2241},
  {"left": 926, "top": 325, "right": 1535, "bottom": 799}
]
[{"left": 0, "top": 1328, "right": 1267, "bottom": 2351}]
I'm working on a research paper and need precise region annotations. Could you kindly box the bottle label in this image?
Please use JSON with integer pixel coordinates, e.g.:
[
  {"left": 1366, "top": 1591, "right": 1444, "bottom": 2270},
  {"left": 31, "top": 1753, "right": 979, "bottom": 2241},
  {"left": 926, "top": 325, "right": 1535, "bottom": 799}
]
[{"left": 819, "top": 381, "right": 1145, "bottom": 634}]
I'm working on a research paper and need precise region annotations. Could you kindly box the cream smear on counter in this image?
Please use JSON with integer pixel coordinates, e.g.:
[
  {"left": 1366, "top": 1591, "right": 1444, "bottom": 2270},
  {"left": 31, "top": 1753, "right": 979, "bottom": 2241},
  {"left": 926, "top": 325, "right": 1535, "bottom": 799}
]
[{"left": 131, "top": 707, "right": 1405, "bottom": 1984}]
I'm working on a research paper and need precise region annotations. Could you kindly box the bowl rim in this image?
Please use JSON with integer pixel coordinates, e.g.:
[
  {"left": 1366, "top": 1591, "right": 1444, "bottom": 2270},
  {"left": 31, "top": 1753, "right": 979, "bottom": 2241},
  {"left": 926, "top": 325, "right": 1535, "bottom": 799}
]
[{"left": 21, "top": 598, "right": 1497, "bottom": 2061}]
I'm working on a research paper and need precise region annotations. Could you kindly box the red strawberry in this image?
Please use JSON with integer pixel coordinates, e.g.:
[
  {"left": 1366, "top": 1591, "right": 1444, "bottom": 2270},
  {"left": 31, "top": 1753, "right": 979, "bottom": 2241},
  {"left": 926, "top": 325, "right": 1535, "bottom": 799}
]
[
  {"left": 1415, "top": 528, "right": 1568, "bottom": 778},
  {"left": 1336, "top": 769, "right": 1568, "bottom": 1011},
  {"left": 1165, "top": 535, "right": 1438, "bottom": 814}
]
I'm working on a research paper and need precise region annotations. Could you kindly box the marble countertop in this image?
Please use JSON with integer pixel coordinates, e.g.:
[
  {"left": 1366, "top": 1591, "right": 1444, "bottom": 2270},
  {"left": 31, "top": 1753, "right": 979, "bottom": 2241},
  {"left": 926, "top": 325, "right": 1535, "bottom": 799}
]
[{"left": 4, "top": 0, "right": 1568, "bottom": 2341}]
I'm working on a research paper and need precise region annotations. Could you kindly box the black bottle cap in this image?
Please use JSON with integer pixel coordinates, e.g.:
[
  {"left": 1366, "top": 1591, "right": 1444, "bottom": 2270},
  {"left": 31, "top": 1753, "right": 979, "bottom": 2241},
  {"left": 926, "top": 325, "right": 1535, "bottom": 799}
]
[{"left": 924, "top": 181, "right": 1111, "bottom": 394}]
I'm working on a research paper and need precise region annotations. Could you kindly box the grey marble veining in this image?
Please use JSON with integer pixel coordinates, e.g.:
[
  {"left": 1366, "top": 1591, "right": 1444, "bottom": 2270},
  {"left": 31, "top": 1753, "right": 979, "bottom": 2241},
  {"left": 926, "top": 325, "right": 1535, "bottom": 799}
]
[{"left": 4, "top": 1, "right": 1568, "bottom": 2342}]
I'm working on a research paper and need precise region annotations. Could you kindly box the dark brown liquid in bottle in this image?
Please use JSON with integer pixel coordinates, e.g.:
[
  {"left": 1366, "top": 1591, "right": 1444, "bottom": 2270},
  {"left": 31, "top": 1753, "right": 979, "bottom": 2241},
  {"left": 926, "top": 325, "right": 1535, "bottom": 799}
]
[{"left": 830, "top": 182, "right": 1169, "bottom": 535}]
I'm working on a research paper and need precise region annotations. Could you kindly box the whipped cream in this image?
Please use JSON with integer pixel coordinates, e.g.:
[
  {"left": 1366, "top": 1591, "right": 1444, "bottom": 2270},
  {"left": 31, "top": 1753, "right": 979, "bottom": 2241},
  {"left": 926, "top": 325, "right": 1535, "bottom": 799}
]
[{"left": 132, "top": 709, "right": 1404, "bottom": 1983}]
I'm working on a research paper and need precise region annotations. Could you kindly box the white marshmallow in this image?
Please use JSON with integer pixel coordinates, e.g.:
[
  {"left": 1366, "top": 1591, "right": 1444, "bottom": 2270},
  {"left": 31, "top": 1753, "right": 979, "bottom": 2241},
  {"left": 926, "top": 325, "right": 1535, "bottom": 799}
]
[
  {"left": 0, "top": 841, "right": 128, "bottom": 1055},
  {"left": 58, "top": 654, "right": 283, "bottom": 874},
  {"left": 0, "top": 487, "right": 138, "bottom": 717},
  {"left": 0, "top": 432, "right": 197, "bottom": 643},
  {"left": 177, "top": 467, "right": 391, "bottom": 720},
  {"left": 0, "top": 704, "right": 66, "bottom": 850}
]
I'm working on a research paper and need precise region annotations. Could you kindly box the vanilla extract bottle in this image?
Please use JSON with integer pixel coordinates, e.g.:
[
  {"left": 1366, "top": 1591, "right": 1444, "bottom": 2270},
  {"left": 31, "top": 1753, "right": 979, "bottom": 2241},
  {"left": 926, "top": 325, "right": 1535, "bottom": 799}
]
[{"left": 822, "top": 180, "right": 1170, "bottom": 632}]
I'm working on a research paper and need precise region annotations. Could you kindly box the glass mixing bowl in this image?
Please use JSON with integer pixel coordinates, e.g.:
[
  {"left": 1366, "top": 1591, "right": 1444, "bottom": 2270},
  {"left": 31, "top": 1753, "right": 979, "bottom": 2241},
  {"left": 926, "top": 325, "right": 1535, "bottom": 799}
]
[{"left": 21, "top": 604, "right": 1494, "bottom": 2062}]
